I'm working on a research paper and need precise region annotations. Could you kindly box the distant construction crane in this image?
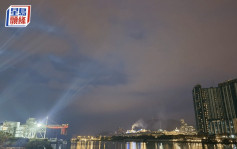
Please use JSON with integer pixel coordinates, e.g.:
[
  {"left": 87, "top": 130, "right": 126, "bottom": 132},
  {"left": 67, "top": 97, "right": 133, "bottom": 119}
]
[
  {"left": 41, "top": 117, "right": 69, "bottom": 138},
  {"left": 46, "top": 124, "right": 69, "bottom": 135},
  {"left": 32, "top": 117, "right": 69, "bottom": 139}
]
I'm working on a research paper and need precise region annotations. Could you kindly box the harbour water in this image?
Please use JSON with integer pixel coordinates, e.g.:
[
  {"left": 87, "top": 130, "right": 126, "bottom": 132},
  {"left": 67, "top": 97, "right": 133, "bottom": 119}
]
[{"left": 70, "top": 141, "right": 237, "bottom": 149}]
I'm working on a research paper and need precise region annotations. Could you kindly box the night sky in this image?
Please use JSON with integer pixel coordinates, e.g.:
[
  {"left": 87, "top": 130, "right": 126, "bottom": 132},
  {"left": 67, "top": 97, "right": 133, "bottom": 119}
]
[{"left": 0, "top": 1, "right": 237, "bottom": 136}]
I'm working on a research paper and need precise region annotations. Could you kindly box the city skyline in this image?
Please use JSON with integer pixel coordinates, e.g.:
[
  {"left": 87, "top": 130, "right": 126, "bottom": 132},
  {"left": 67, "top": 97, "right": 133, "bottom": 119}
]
[{"left": 0, "top": 0, "right": 237, "bottom": 136}]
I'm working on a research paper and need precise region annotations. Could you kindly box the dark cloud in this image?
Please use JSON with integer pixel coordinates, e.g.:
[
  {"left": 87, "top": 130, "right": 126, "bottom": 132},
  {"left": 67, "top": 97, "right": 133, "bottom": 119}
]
[{"left": 0, "top": 0, "right": 237, "bottom": 136}]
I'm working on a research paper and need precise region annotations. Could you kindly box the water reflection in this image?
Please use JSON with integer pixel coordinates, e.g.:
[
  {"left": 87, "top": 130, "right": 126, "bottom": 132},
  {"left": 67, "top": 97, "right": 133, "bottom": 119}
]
[{"left": 71, "top": 141, "right": 237, "bottom": 149}]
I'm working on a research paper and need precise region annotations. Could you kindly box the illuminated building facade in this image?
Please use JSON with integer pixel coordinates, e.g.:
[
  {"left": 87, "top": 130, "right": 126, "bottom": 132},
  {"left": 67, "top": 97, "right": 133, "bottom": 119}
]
[
  {"left": 193, "top": 85, "right": 209, "bottom": 134},
  {"left": 193, "top": 79, "right": 237, "bottom": 135}
]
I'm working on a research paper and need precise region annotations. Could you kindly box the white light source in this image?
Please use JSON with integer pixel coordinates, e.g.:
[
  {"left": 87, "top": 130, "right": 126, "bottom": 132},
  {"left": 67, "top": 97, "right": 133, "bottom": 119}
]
[{"left": 37, "top": 123, "right": 42, "bottom": 127}]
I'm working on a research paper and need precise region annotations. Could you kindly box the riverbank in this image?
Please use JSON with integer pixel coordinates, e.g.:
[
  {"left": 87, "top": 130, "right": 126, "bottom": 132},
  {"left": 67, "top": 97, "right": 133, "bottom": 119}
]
[
  {"left": 108, "top": 135, "right": 237, "bottom": 144},
  {"left": 72, "top": 134, "right": 237, "bottom": 144},
  {"left": 2, "top": 138, "right": 53, "bottom": 149}
]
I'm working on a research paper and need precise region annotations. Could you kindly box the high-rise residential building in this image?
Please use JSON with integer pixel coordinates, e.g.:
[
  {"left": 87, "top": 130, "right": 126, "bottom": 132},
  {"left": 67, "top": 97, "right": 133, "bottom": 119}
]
[
  {"left": 192, "top": 79, "right": 237, "bottom": 135},
  {"left": 193, "top": 85, "right": 209, "bottom": 134}
]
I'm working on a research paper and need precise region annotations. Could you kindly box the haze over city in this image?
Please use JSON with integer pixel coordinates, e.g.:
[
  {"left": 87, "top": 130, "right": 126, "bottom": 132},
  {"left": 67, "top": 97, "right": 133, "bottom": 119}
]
[{"left": 0, "top": 0, "right": 237, "bottom": 136}]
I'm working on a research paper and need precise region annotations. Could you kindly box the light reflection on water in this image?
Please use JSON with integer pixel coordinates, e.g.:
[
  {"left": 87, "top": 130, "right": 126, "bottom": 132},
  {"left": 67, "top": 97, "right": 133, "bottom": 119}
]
[{"left": 70, "top": 141, "right": 237, "bottom": 149}]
